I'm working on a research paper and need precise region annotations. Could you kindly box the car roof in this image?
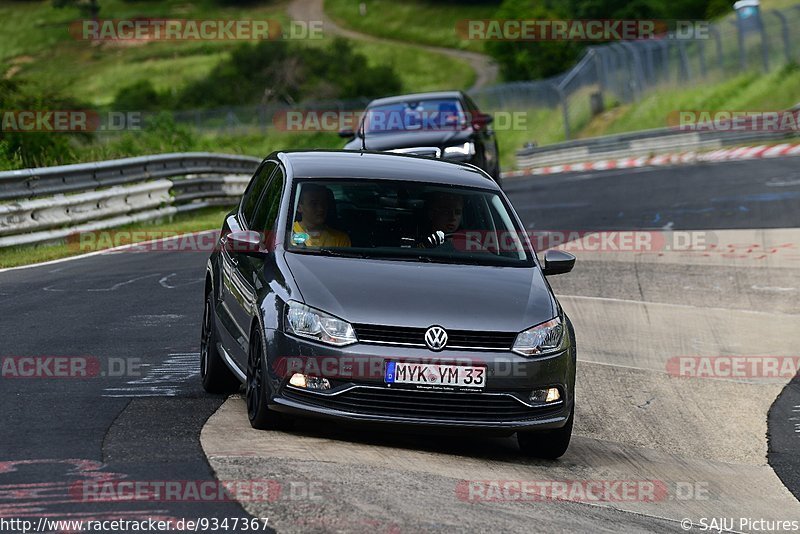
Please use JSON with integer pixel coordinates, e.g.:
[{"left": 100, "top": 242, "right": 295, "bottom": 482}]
[
  {"left": 274, "top": 150, "right": 497, "bottom": 189},
  {"left": 367, "top": 91, "right": 465, "bottom": 108}
]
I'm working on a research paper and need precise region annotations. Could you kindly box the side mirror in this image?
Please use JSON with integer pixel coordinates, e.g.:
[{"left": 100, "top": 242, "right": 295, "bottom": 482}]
[
  {"left": 224, "top": 230, "right": 268, "bottom": 257},
  {"left": 338, "top": 128, "right": 355, "bottom": 139},
  {"left": 542, "top": 249, "right": 575, "bottom": 276},
  {"left": 472, "top": 112, "right": 493, "bottom": 130}
]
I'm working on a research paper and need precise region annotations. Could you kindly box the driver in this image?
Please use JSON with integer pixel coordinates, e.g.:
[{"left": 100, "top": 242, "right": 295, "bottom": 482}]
[
  {"left": 427, "top": 191, "right": 464, "bottom": 233},
  {"left": 292, "top": 184, "right": 351, "bottom": 248},
  {"left": 420, "top": 191, "right": 464, "bottom": 248}
]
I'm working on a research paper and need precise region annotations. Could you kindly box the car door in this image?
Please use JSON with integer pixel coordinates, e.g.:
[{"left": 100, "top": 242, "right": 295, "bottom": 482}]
[
  {"left": 223, "top": 164, "right": 285, "bottom": 368},
  {"left": 220, "top": 160, "right": 278, "bottom": 361}
]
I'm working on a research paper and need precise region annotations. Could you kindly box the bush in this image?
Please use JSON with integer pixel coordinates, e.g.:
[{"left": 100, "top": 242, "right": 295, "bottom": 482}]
[
  {"left": 0, "top": 79, "right": 90, "bottom": 169},
  {"left": 486, "top": 0, "right": 727, "bottom": 81},
  {"left": 175, "top": 37, "right": 402, "bottom": 109},
  {"left": 113, "top": 80, "right": 165, "bottom": 112}
]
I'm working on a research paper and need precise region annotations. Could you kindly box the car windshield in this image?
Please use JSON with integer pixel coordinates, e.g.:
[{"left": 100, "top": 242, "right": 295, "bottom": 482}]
[
  {"left": 286, "top": 179, "right": 533, "bottom": 267},
  {"left": 364, "top": 99, "right": 467, "bottom": 134}
]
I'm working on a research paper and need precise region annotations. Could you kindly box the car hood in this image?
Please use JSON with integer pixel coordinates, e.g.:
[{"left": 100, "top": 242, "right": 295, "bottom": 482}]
[
  {"left": 283, "top": 252, "right": 556, "bottom": 333},
  {"left": 343, "top": 129, "right": 472, "bottom": 152}
]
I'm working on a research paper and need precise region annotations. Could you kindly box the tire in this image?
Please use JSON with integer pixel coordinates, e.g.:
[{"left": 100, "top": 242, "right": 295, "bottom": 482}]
[
  {"left": 246, "top": 328, "right": 294, "bottom": 431},
  {"left": 517, "top": 405, "right": 573, "bottom": 459},
  {"left": 200, "top": 292, "right": 241, "bottom": 394}
]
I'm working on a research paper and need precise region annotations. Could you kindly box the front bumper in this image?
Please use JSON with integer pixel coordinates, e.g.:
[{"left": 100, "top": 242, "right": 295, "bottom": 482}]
[{"left": 264, "top": 330, "right": 576, "bottom": 432}]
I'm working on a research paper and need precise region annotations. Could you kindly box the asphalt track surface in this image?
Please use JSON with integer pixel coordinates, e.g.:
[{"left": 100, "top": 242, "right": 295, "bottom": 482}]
[{"left": 1, "top": 156, "right": 798, "bottom": 532}]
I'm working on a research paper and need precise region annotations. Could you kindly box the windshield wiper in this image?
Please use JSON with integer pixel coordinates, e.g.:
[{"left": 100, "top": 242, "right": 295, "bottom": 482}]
[{"left": 316, "top": 248, "right": 368, "bottom": 258}]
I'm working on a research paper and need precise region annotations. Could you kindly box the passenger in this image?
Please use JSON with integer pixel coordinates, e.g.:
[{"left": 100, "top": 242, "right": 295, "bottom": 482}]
[{"left": 292, "top": 184, "right": 351, "bottom": 248}]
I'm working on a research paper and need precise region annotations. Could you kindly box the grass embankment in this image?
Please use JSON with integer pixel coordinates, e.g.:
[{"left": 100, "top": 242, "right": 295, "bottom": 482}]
[
  {"left": 325, "top": 0, "right": 496, "bottom": 53},
  {"left": 0, "top": 0, "right": 471, "bottom": 107},
  {"left": 496, "top": 64, "right": 800, "bottom": 167}
]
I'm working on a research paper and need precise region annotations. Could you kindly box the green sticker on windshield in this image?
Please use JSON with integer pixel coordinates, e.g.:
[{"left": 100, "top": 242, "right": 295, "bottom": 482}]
[{"left": 292, "top": 232, "right": 309, "bottom": 245}]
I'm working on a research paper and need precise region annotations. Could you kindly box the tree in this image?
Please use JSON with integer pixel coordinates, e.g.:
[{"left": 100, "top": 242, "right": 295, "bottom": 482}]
[{"left": 52, "top": 0, "right": 100, "bottom": 18}]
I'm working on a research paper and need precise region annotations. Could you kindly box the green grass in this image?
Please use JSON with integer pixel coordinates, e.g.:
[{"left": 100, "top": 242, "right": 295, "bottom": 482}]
[
  {"left": 0, "top": 205, "right": 232, "bottom": 269},
  {"left": 585, "top": 64, "right": 800, "bottom": 137},
  {"left": 2, "top": 0, "right": 292, "bottom": 107},
  {"left": 325, "top": 0, "right": 497, "bottom": 53},
  {"left": 2, "top": 0, "right": 472, "bottom": 107},
  {"left": 491, "top": 63, "right": 800, "bottom": 169},
  {"left": 347, "top": 39, "right": 475, "bottom": 92},
  {"left": 495, "top": 108, "right": 567, "bottom": 169}
]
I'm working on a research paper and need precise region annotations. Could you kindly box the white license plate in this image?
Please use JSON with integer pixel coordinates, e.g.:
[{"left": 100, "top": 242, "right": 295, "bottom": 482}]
[{"left": 385, "top": 362, "right": 486, "bottom": 388}]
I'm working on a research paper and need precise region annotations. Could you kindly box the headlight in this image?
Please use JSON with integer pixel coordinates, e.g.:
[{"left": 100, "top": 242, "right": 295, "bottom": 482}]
[
  {"left": 443, "top": 141, "right": 475, "bottom": 158},
  {"left": 512, "top": 317, "right": 564, "bottom": 357},
  {"left": 285, "top": 301, "right": 357, "bottom": 346}
]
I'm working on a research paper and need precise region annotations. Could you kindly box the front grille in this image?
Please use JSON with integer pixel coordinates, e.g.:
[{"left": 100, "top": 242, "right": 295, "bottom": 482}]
[
  {"left": 284, "top": 386, "right": 551, "bottom": 422},
  {"left": 353, "top": 324, "right": 516, "bottom": 350}
]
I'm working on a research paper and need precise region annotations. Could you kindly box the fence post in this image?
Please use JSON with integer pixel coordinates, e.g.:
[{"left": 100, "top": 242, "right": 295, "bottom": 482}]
[
  {"left": 620, "top": 41, "right": 645, "bottom": 99},
  {"left": 550, "top": 82, "right": 571, "bottom": 141},
  {"left": 773, "top": 10, "right": 792, "bottom": 65},
  {"left": 757, "top": 9, "right": 770, "bottom": 71},
  {"left": 709, "top": 26, "right": 724, "bottom": 75},
  {"left": 734, "top": 19, "right": 747, "bottom": 70},
  {"left": 698, "top": 38, "right": 708, "bottom": 78},
  {"left": 677, "top": 38, "right": 692, "bottom": 81},
  {"left": 643, "top": 40, "right": 656, "bottom": 87},
  {"left": 660, "top": 39, "right": 670, "bottom": 84}
]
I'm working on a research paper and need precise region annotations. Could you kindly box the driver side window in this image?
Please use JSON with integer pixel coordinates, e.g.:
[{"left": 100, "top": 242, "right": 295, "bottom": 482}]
[
  {"left": 240, "top": 161, "right": 277, "bottom": 227},
  {"left": 250, "top": 168, "right": 285, "bottom": 233}
]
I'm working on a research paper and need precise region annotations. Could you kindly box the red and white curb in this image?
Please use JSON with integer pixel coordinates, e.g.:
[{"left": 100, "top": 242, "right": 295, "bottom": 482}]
[{"left": 501, "top": 142, "right": 800, "bottom": 179}]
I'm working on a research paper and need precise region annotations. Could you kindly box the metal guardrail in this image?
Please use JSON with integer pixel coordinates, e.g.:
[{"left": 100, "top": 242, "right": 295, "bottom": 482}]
[
  {"left": 0, "top": 153, "right": 261, "bottom": 248},
  {"left": 515, "top": 123, "right": 799, "bottom": 169}
]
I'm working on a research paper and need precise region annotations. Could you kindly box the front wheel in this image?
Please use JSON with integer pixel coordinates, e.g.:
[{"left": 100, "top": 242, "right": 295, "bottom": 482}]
[
  {"left": 246, "top": 329, "right": 294, "bottom": 430},
  {"left": 517, "top": 406, "right": 573, "bottom": 459},
  {"left": 200, "top": 292, "right": 240, "bottom": 394}
]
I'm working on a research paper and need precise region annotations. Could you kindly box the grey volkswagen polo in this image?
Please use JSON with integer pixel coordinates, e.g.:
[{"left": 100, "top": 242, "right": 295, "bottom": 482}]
[{"left": 201, "top": 150, "right": 577, "bottom": 458}]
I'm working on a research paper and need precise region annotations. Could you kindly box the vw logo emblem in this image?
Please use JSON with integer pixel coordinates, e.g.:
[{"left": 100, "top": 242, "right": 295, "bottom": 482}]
[{"left": 424, "top": 326, "right": 448, "bottom": 351}]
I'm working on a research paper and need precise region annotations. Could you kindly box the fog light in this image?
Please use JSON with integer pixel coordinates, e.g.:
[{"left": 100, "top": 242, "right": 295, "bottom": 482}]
[
  {"left": 288, "top": 373, "right": 331, "bottom": 390},
  {"left": 530, "top": 387, "right": 561, "bottom": 404}
]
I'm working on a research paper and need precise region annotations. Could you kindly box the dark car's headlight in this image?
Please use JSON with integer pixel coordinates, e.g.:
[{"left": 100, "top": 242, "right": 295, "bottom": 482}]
[
  {"left": 443, "top": 141, "right": 475, "bottom": 158},
  {"left": 286, "top": 301, "right": 357, "bottom": 346},
  {"left": 512, "top": 316, "right": 565, "bottom": 357}
]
